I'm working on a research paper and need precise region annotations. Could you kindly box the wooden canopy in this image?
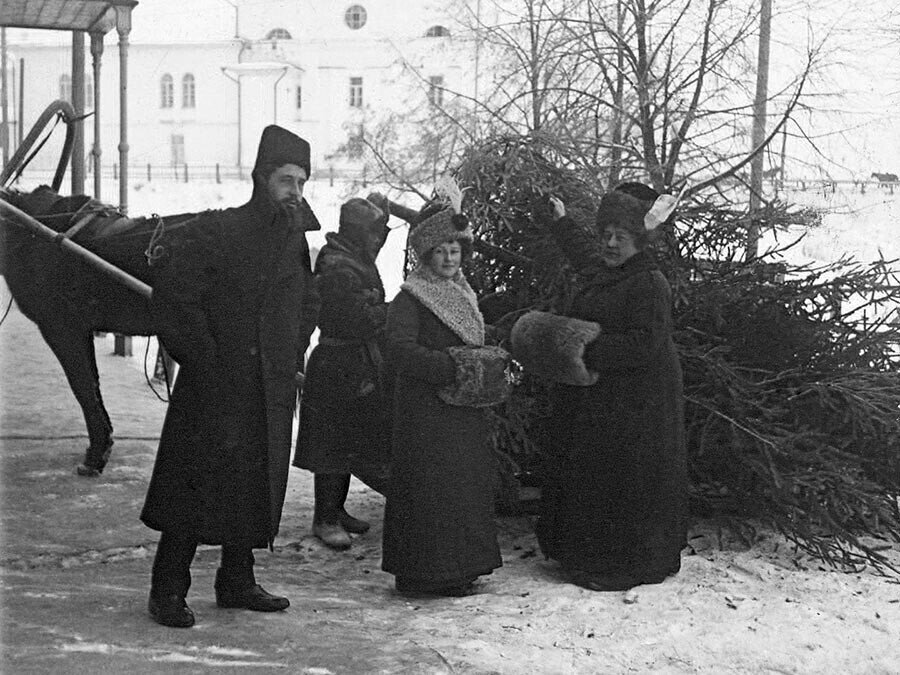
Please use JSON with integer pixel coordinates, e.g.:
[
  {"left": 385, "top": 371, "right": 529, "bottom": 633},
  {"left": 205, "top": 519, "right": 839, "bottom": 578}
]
[
  {"left": 0, "top": 0, "right": 136, "bottom": 34},
  {"left": 1, "top": 0, "right": 138, "bottom": 211}
]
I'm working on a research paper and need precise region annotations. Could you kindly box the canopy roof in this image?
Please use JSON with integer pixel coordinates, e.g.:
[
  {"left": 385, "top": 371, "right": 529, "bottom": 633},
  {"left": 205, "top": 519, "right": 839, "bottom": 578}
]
[{"left": 0, "top": 0, "right": 137, "bottom": 34}]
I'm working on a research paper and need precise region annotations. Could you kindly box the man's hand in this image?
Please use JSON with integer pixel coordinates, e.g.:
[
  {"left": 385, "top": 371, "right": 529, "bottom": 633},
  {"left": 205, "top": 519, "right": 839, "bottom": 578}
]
[{"left": 549, "top": 195, "right": 566, "bottom": 221}]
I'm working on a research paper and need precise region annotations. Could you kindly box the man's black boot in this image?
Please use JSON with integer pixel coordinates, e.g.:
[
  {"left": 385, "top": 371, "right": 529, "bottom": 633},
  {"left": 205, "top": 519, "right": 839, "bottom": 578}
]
[
  {"left": 214, "top": 569, "right": 290, "bottom": 611},
  {"left": 148, "top": 593, "right": 195, "bottom": 628},
  {"left": 149, "top": 532, "right": 197, "bottom": 627}
]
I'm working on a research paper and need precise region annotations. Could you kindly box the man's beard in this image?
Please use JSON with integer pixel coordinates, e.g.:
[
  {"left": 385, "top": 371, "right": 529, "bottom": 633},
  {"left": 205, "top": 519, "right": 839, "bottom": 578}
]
[{"left": 275, "top": 198, "right": 305, "bottom": 228}]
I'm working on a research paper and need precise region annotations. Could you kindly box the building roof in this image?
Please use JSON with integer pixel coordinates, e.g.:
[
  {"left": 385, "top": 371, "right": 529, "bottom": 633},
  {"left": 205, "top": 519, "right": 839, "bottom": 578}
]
[{"left": 0, "top": 0, "right": 137, "bottom": 34}]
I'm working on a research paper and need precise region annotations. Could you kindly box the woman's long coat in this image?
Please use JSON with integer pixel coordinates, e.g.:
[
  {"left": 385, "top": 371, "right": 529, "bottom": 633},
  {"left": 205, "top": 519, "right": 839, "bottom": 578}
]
[
  {"left": 294, "top": 230, "right": 391, "bottom": 481},
  {"left": 381, "top": 290, "right": 502, "bottom": 587},
  {"left": 536, "top": 217, "right": 687, "bottom": 578},
  {"left": 141, "top": 184, "right": 319, "bottom": 548}
]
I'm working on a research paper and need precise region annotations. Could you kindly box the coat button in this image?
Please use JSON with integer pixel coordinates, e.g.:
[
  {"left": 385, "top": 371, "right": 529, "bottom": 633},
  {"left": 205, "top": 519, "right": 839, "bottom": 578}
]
[{"left": 249, "top": 346, "right": 259, "bottom": 356}]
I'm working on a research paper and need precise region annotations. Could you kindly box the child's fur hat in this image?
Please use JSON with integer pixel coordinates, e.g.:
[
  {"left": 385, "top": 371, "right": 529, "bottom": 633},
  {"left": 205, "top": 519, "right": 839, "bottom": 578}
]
[{"left": 408, "top": 175, "right": 474, "bottom": 259}]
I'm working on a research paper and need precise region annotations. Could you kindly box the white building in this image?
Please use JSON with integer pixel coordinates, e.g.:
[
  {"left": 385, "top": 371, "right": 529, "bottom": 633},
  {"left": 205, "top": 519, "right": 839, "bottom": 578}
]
[{"left": 3, "top": 0, "right": 476, "bottom": 176}]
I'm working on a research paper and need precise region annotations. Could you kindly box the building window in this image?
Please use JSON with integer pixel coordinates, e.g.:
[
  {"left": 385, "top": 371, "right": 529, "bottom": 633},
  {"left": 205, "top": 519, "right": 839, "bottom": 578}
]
[
  {"left": 266, "top": 27, "right": 292, "bottom": 40},
  {"left": 171, "top": 134, "right": 185, "bottom": 166},
  {"left": 59, "top": 74, "right": 71, "bottom": 101},
  {"left": 428, "top": 75, "right": 444, "bottom": 106},
  {"left": 296, "top": 86, "right": 303, "bottom": 111},
  {"left": 344, "top": 5, "right": 367, "bottom": 30},
  {"left": 425, "top": 25, "right": 450, "bottom": 37},
  {"left": 182, "top": 74, "right": 196, "bottom": 109},
  {"left": 160, "top": 74, "right": 174, "bottom": 108},
  {"left": 349, "top": 76, "right": 363, "bottom": 108}
]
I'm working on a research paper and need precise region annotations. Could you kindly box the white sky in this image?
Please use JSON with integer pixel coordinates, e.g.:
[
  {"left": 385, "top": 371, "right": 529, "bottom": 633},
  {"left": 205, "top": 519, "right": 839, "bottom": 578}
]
[{"left": 3, "top": 0, "right": 898, "bottom": 176}]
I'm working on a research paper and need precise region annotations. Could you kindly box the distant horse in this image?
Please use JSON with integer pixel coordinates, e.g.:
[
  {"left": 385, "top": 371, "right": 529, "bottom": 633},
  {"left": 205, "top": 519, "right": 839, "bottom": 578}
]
[
  {"left": 871, "top": 172, "right": 898, "bottom": 187},
  {"left": 1, "top": 184, "right": 200, "bottom": 475}
]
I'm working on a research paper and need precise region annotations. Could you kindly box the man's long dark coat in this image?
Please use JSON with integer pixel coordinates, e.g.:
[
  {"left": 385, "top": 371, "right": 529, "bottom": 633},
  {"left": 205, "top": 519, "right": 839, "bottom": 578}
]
[
  {"left": 141, "top": 131, "right": 319, "bottom": 548},
  {"left": 536, "top": 217, "right": 688, "bottom": 578}
]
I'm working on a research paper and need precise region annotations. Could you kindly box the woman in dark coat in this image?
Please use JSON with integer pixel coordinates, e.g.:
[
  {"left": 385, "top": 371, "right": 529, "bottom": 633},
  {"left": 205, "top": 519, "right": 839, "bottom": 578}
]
[
  {"left": 140, "top": 125, "right": 320, "bottom": 627},
  {"left": 534, "top": 183, "right": 688, "bottom": 592},
  {"left": 294, "top": 196, "right": 392, "bottom": 550},
  {"left": 381, "top": 200, "right": 503, "bottom": 597}
]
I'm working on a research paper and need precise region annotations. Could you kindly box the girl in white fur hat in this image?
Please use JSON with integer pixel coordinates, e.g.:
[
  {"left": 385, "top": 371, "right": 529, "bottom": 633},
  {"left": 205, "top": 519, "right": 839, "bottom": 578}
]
[{"left": 381, "top": 186, "right": 507, "bottom": 597}]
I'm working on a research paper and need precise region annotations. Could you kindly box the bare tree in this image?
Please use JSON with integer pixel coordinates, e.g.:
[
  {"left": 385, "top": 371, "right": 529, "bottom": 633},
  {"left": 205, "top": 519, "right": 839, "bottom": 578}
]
[{"left": 347, "top": 0, "right": 828, "bottom": 214}]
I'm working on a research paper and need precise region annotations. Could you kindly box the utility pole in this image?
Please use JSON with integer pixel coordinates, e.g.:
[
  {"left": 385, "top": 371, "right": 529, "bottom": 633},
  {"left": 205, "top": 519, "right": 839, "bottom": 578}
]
[
  {"left": 71, "top": 31, "right": 86, "bottom": 195},
  {"left": 472, "top": 0, "right": 482, "bottom": 138},
  {"left": 608, "top": 0, "right": 625, "bottom": 187},
  {"left": 746, "top": 0, "right": 772, "bottom": 261},
  {"left": 1, "top": 27, "right": 9, "bottom": 168}
]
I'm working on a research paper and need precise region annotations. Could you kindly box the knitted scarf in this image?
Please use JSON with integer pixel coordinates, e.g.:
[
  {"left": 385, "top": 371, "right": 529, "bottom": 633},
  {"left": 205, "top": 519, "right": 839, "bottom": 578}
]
[{"left": 401, "top": 265, "right": 485, "bottom": 346}]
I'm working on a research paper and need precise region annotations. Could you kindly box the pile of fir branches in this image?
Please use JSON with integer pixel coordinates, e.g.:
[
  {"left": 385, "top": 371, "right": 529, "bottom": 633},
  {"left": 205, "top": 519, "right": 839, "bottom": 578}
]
[{"left": 455, "top": 135, "right": 900, "bottom": 572}]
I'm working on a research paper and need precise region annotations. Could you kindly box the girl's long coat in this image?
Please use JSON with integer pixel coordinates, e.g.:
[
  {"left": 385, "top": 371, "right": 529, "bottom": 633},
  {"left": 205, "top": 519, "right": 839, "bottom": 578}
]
[
  {"left": 381, "top": 290, "right": 502, "bottom": 586},
  {"left": 294, "top": 230, "right": 391, "bottom": 478},
  {"left": 536, "top": 217, "right": 688, "bottom": 578},
  {"left": 140, "top": 182, "right": 319, "bottom": 548}
]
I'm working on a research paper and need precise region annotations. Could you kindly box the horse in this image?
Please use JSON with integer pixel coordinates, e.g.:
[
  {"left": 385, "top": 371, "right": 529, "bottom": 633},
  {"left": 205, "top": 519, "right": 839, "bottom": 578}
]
[
  {"left": 2, "top": 101, "right": 424, "bottom": 477},
  {"left": 871, "top": 172, "right": 898, "bottom": 187},
  {"left": 1, "top": 183, "right": 417, "bottom": 477},
  {"left": 1, "top": 184, "right": 200, "bottom": 475}
]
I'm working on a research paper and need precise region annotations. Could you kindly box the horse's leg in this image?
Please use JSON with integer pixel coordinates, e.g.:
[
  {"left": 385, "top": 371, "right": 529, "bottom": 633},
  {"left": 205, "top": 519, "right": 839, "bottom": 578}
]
[{"left": 37, "top": 319, "right": 114, "bottom": 476}]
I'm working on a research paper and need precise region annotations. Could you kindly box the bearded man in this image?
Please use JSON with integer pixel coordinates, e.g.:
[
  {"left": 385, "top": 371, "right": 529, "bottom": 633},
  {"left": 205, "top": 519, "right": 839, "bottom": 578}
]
[{"left": 140, "top": 125, "right": 320, "bottom": 628}]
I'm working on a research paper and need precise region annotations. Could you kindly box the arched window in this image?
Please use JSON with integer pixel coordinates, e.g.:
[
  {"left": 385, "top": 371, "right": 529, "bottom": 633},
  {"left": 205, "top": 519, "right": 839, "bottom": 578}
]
[
  {"left": 425, "top": 25, "right": 450, "bottom": 38},
  {"left": 182, "top": 73, "right": 196, "bottom": 109},
  {"left": 344, "top": 5, "right": 367, "bottom": 30},
  {"left": 160, "top": 74, "right": 174, "bottom": 109},
  {"left": 59, "top": 74, "right": 72, "bottom": 101},
  {"left": 266, "top": 27, "right": 292, "bottom": 40}
]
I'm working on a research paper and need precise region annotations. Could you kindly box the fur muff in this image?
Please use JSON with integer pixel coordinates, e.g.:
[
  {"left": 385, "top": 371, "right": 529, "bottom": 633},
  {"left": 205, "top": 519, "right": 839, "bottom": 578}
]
[
  {"left": 510, "top": 311, "right": 601, "bottom": 386},
  {"left": 438, "top": 345, "right": 513, "bottom": 408}
]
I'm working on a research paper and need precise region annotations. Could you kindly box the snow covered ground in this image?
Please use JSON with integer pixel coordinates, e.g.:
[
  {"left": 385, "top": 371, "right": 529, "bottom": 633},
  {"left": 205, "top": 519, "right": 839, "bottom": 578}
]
[{"left": 5, "top": 176, "right": 900, "bottom": 673}]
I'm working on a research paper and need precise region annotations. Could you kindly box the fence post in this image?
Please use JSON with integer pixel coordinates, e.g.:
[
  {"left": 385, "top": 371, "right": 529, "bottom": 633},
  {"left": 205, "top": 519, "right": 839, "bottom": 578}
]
[
  {"left": 216, "top": 163, "right": 221, "bottom": 184},
  {"left": 329, "top": 166, "right": 334, "bottom": 187},
  {"left": 113, "top": 163, "right": 118, "bottom": 180},
  {"left": 147, "top": 162, "right": 151, "bottom": 182},
  {"left": 113, "top": 334, "right": 132, "bottom": 357},
  {"left": 362, "top": 165, "right": 367, "bottom": 188},
  {"left": 183, "top": 163, "right": 189, "bottom": 183}
]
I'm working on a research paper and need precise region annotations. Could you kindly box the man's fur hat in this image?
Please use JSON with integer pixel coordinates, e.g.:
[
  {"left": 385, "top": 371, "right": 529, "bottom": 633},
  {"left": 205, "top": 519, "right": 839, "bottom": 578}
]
[
  {"left": 510, "top": 311, "right": 601, "bottom": 386},
  {"left": 252, "top": 124, "right": 311, "bottom": 179}
]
